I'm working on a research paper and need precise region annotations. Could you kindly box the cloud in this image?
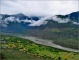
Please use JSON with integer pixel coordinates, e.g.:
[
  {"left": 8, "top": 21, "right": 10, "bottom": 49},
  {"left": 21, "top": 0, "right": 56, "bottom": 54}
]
[
  {"left": 29, "top": 16, "right": 70, "bottom": 26},
  {"left": 1, "top": 0, "right": 79, "bottom": 16},
  {"left": 73, "top": 22, "right": 79, "bottom": 25},
  {"left": 0, "top": 14, "right": 79, "bottom": 27},
  {"left": 21, "top": 19, "right": 36, "bottom": 24},
  {"left": 51, "top": 16, "right": 70, "bottom": 23},
  {"left": 5, "top": 17, "right": 15, "bottom": 22},
  {"left": 0, "top": 15, "right": 8, "bottom": 27},
  {"left": 0, "top": 15, "right": 36, "bottom": 27},
  {"left": 29, "top": 16, "right": 51, "bottom": 26}
]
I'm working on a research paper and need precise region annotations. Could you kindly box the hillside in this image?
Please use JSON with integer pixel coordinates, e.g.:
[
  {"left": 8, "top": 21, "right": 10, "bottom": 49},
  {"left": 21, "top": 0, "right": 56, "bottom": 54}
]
[
  {"left": 0, "top": 11, "right": 79, "bottom": 49},
  {"left": 0, "top": 35, "right": 79, "bottom": 60}
]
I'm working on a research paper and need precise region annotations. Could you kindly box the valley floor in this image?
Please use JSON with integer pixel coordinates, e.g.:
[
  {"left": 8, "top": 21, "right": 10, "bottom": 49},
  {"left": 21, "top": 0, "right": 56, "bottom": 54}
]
[
  {"left": 2, "top": 33, "right": 78, "bottom": 52},
  {"left": 0, "top": 35, "right": 79, "bottom": 60}
]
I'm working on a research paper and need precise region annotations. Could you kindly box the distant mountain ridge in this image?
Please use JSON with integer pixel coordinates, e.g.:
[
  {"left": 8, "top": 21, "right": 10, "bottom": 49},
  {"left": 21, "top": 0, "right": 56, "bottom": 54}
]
[
  {"left": 56, "top": 11, "right": 79, "bottom": 22},
  {"left": 0, "top": 11, "right": 79, "bottom": 33},
  {"left": 0, "top": 11, "right": 79, "bottom": 49},
  {"left": 0, "top": 13, "right": 41, "bottom": 21}
]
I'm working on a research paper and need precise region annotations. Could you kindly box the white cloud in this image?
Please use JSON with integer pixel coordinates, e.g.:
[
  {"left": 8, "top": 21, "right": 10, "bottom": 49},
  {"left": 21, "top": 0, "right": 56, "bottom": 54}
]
[
  {"left": 73, "top": 22, "right": 79, "bottom": 25},
  {"left": 1, "top": 0, "right": 78, "bottom": 16},
  {"left": 51, "top": 16, "right": 70, "bottom": 23},
  {"left": 5, "top": 17, "right": 15, "bottom": 22},
  {"left": 0, "top": 15, "right": 79, "bottom": 27},
  {"left": 21, "top": 19, "right": 36, "bottom": 24},
  {"left": 0, "top": 16, "right": 36, "bottom": 27},
  {"left": 29, "top": 16, "right": 70, "bottom": 26},
  {"left": 29, "top": 16, "right": 50, "bottom": 26}
]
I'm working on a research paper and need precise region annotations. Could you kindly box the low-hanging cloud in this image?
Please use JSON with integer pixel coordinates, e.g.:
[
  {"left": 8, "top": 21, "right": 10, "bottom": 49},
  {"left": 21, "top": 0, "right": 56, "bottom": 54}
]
[
  {"left": 0, "top": 15, "right": 36, "bottom": 27},
  {"left": 0, "top": 15, "right": 79, "bottom": 27},
  {"left": 29, "top": 16, "right": 70, "bottom": 26}
]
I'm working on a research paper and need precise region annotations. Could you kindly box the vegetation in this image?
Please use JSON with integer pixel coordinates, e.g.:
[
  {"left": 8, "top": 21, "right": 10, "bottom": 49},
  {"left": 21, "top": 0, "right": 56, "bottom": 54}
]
[
  {"left": 0, "top": 35, "right": 79, "bottom": 60},
  {"left": 27, "top": 28, "right": 78, "bottom": 49}
]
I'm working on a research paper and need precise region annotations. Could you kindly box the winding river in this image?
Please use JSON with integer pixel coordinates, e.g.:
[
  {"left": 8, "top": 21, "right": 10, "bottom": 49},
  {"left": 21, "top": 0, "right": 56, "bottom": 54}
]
[{"left": 1, "top": 33, "right": 79, "bottom": 52}]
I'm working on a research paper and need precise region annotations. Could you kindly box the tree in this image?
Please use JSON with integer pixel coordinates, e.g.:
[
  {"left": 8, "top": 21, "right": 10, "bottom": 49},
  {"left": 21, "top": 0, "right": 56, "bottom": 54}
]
[{"left": 58, "top": 57, "right": 61, "bottom": 60}]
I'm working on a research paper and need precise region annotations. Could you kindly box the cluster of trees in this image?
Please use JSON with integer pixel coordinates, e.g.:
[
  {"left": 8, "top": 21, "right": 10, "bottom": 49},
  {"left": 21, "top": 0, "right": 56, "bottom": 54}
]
[
  {"left": 0, "top": 53, "right": 6, "bottom": 60},
  {"left": 0, "top": 35, "right": 78, "bottom": 60}
]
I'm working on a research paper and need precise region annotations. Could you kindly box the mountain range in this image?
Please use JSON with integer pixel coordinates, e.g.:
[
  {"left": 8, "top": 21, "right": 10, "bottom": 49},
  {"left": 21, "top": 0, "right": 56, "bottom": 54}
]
[
  {"left": 0, "top": 11, "right": 79, "bottom": 49},
  {"left": 0, "top": 11, "right": 78, "bottom": 33}
]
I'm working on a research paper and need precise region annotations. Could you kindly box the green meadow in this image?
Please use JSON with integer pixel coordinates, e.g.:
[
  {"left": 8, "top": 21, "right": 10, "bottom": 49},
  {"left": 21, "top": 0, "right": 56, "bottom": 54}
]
[{"left": 0, "top": 35, "right": 79, "bottom": 60}]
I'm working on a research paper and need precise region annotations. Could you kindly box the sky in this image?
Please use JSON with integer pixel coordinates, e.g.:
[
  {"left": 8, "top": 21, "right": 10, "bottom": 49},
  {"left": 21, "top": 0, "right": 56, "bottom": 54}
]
[{"left": 0, "top": 0, "right": 79, "bottom": 16}]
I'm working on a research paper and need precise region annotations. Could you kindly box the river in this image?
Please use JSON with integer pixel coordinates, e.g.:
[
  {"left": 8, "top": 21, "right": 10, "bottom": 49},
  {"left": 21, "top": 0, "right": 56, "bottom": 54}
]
[{"left": 1, "top": 33, "right": 79, "bottom": 52}]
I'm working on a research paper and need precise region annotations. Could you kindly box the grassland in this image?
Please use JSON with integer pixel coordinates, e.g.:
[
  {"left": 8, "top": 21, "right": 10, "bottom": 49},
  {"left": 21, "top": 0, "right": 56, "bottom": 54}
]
[{"left": 0, "top": 35, "right": 79, "bottom": 60}]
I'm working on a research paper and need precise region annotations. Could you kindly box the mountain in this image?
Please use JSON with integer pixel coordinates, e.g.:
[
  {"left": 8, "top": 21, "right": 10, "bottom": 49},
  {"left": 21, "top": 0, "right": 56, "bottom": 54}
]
[
  {"left": 0, "top": 11, "right": 79, "bottom": 33},
  {"left": 0, "top": 11, "right": 79, "bottom": 49},
  {"left": 56, "top": 11, "right": 79, "bottom": 22},
  {"left": 0, "top": 13, "right": 41, "bottom": 32},
  {"left": 0, "top": 13, "right": 41, "bottom": 21}
]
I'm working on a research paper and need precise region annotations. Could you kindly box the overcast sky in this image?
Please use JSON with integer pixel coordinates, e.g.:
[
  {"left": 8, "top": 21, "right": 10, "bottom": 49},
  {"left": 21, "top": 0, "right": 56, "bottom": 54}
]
[{"left": 1, "top": 0, "right": 79, "bottom": 16}]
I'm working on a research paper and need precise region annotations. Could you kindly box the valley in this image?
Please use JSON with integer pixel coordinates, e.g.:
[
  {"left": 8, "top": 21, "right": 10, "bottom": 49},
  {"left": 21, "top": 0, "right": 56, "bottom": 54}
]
[
  {"left": 0, "top": 35, "right": 79, "bottom": 60},
  {"left": 0, "top": 1, "right": 79, "bottom": 60},
  {"left": 2, "top": 33, "right": 79, "bottom": 52}
]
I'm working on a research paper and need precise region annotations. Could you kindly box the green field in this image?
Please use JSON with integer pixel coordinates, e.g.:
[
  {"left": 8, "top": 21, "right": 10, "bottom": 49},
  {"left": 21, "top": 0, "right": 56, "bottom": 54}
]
[
  {"left": 0, "top": 35, "right": 79, "bottom": 60},
  {"left": 26, "top": 28, "right": 78, "bottom": 49}
]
